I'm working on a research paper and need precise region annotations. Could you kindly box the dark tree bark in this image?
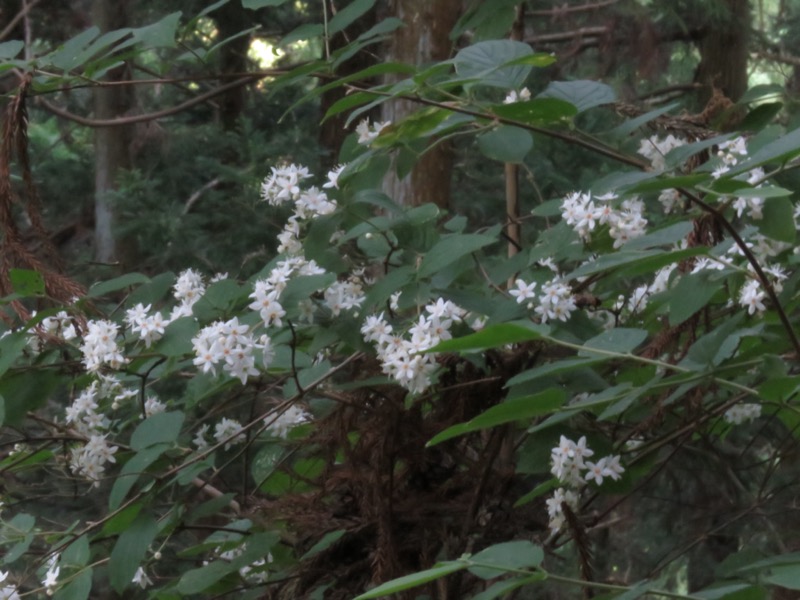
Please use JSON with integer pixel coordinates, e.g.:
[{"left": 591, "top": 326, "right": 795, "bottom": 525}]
[
  {"left": 213, "top": 0, "right": 251, "bottom": 132},
  {"left": 92, "top": 0, "right": 134, "bottom": 264},
  {"left": 381, "top": 0, "right": 461, "bottom": 209},
  {"left": 694, "top": 0, "right": 750, "bottom": 103}
]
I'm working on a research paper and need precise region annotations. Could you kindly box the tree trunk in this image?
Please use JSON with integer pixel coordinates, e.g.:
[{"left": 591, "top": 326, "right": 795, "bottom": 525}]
[
  {"left": 214, "top": 1, "right": 251, "bottom": 132},
  {"left": 92, "top": 0, "right": 133, "bottom": 264},
  {"left": 381, "top": 0, "right": 461, "bottom": 209},
  {"left": 694, "top": 0, "right": 750, "bottom": 104}
]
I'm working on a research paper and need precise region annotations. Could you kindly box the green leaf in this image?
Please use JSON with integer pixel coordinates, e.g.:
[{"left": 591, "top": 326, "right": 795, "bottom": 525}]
[
  {"left": 606, "top": 102, "right": 680, "bottom": 137},
  {"left": 9, "top": 269, "right": 44, "bottom": 296},
  {"left": 568, "top": 247, "right": 705, "bottom": 279},
  {"left": 680, "top": 313, "right": 745, "bottom": 370},
  {"left": 130, "top": 411, "right": 185, "bottom": 451},
  {"left": 427, "top": 389, "right": 565, "bottom": 446},
  {"left": 0, "top": 40, "right": 23, "bottom": 59},
  {"left": 731, "top": 126, "right": 800, "bottom": 175},
  {"left": 54, "top": 569, "right": 92, "bottom": 600},
  {"left": 696, "top": 583, "right": 764, "bottom": 600},
  {"left": 430, "top": 322, "right": 547, "bottom": 353},
  {"left": 417, "top": 233, "right": 497, "bottom": 277},
  {"left": 302, "top": 530, "right": 347, "bottom": 559},
  {"left": 353, "top": 561, "right": 466, "bottom": 599},
  {"left": 668, "top": 272, "right": 719, "bottom": 326},
  {"left": 492, "top": 98, "right": 577, "bottom": 124},
  {"left": 580, "top": 328, "right": 648, "bottom": 357},
  {"left": 759, "top": 377, "right": 800, "bottom": 402},
  {"left": 623, "top": 222, "right": 693, "bottom": 250},
  {"left": 733, "top": 186, "right": 792, "bottom": 198},
  {"left": 46, "top": 27, "right": 100, "bottom": 70},
  {"left": 280, "top": 273, "right": 336, "bottom": 307},
  {"left": 61, "top": 535, "right": 91, "bottom": 568},
  {"left": 0, "top": 332, "right": 28, "bottom": 378},
  {"left": 538, "top": 80, "right": 615, "bottom": 112},
  {"left": 243, "top": 0, "right": 289, "bottom": 7},
  {"left": 130, "top": 11, "right": 182, "bottom": 48},
  {"left": 280, "top": 22, "right": 324, "bottom": 45},
  {"left": 328, "top": 0, "right": 377, "bottom": 35},
  {"left": 759, "top": 196, "right": 796, "bottom": 243},
  {"left": 109, "top": 443, "right": 170, "bottom": 510},
  {"left": 623, "top": 174, "right": 708, "bottom": 195},
  {"left": 468, "top": 541, "right": 544, "bottom": 579},
  {"left": 178, "top": 533, "right": 276, "bottom": 593},
  {"left": 478, "top": 126, "right": 532, "bottom": 163},
  {"left": 251, "top": 444, "right": 286, "bottom": 485},
  {"left": 87, "top": 273, "right": 150, "bottom": 297},
  {"left": 514, "top": 479, "right": 558, "bottom": 508},
  {"left": 506, "top": 357, "right": 605, "bottom": 388},
  {"left": 472, "top": 575, "right": 547, "bottom": 599},
  {"left": 764, "top": 564, "right": 800, "bottom": 590},
  {"left": 454, "top": 40, "right": 533, "bottom": 89},
  {"left": 109, "top": 513, "right": 158, "bottom": 593},
  {"left": 152, "top": 316, "right": 198, "bottom": 357}
]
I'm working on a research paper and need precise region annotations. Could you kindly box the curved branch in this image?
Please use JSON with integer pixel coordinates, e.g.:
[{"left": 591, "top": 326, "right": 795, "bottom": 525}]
[{"left": 35, "top": 75, "right": 262, "bottom": 127}]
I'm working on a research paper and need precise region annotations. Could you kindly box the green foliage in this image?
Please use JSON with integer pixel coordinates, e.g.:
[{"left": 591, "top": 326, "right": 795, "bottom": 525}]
[{"left": 3, "top": 3, "right": 800, "bottom": 600}]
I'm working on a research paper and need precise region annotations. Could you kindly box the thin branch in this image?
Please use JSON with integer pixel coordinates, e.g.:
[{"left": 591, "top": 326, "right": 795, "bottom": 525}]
[
  {"left": 183, "top": 177, "right": 221, "bottom": 215},
  {"left": 754, "top": 50, "right": 800, "bottom": 67},
  {"left": 0, "top": 0, "right": 40, "bottom": 42},
  {"left": 529, "top": 0, "right": 619, "bottom": 16},
  {"left": 525, "top": 26, "right": 610, "bottom": 44},
  {"left": 677, "top": 187, "right": 800, "bottom": 360},
  {"left": 35, "top": 75, "right": 262, "bottom": 128}
]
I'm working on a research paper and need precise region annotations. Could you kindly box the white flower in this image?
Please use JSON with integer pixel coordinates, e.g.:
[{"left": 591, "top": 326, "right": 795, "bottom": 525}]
[
  {"left": 132, "top": 567, "right": 152, "bottom": 589},
  {"left": 0, "top": 570, "right": 20, "bottom": 600},
  {"left": 323, "top": 164, "right": 347, "bottom": 189},
  {"left": 214, "top": 417, "right": 245, "bottom": 450},
  {"left": 739, "top": 279, "right": 766, "bottom": 316},
  {"left": 356, "top": 119, "right": 391, "bottom": 145},
  {"left": 724, "top": 402, "right": 762, "bottom": 425},
  {"left": 503, "top": 87, "right": 531, "bottom": 104},
  {"left": 265, "top": 405, "right": 312, "bottom": 438},
  {"left": 144, "top": 396, "right": 166, "bottom": 417},
  {"left": 80, "top": 320, "right": 127, "bottom": 372},
  {"left": 509, "top": 279, "right": 537, "bottom": 304}
]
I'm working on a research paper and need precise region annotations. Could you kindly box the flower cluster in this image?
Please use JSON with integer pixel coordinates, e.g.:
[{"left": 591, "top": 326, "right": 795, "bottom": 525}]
[
  {"left": 560, "top": 191, "right": 647, "bottom": 247},
  {"left": 172, "top": 268, "right": 208, "bottom": 318},
  {"left": 711, "top": 136, "right": 748, "bottom": 179},
  {"left": 509, "top": 277, "right": 577, "bottom": 324},
  {"left": 125, "top": 303, "right": 167, "bottom": 348},
  {"left": 546, "top": 436, "right": 624, "bottom": 533},
  {"left": 68, "top": 433, "right": 118, "bottom": 486},
  {"left": 638, "top": 133, "right": 686, "bottom": 171},
  {"left": 80, "top": 319, "right": 126, "bottom": 372},
  {"left": 213, "top": 417, "right": 246, "bottom": 450},
  {"left": 724, "top": 402, "right": 762, "bottom": 425},
  {"left": 265, "top": 404, "right": 312, "bottom": 438},
  {"left": 324, "top": 277, "right": 366, "bottom": 317},
  {"left": 503, "top": 87, "right": 531, "bottom": 104},
  {"left": 361, "top": 299, "right": 466, "bottom": 394},
  {"left": 41, "top": 554, "right": 60, "bottom": 595},
  {"left": 192, "top": 317, "right": 267, "bottom": 385}
]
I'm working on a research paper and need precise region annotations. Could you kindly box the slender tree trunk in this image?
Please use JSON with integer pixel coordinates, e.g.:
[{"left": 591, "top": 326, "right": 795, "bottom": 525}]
[
  {"left": 694, "top": 0, "right": 750, "bottom": 103},
  {"left": 214, "top": 1, "right": 251, "bottom": 132},
  {"left": 92, "top": 0, "right": 133, "bottom": 264},
  {"left": 381, "top": 0, "right": 461, "bottom": 209}
]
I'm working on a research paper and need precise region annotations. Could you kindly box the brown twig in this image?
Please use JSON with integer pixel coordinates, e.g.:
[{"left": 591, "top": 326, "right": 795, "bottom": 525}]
[
  {"left": 0, "top": 0, "right": 40, "bottom": 42},
  {"left": 35, "top": 75, "right": 262, "bottom": 127}
]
